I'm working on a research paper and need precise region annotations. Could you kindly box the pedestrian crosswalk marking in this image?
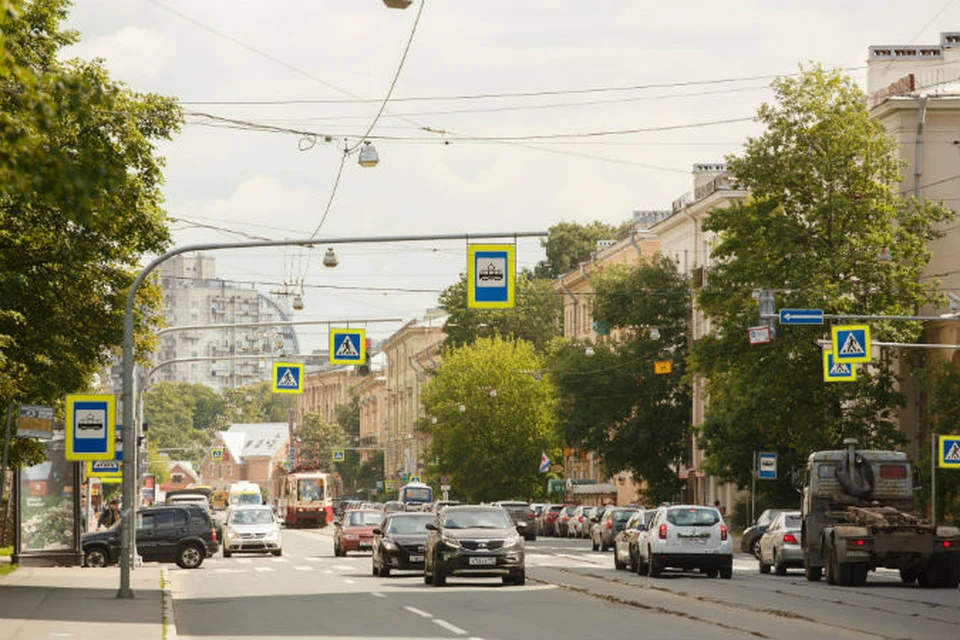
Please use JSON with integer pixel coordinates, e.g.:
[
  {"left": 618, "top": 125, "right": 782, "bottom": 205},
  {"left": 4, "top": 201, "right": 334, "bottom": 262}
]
[
  {"left": 294, "top": 566, "right": 314, "bottom": 571},
  {"left": 946, "top": 442, "right": 960, "bottom": 462},
  {"left": 277, "top": 368, "right": 298, "bottom": 388},
  {"left": 839, "top": 333, "right": 865, "bottom": 355},
  {"left": 335, "top": 336, "right": 359, "bottom": 358},
  {"left": 253, "top": 566, "right": 274, "bottom": 572}
]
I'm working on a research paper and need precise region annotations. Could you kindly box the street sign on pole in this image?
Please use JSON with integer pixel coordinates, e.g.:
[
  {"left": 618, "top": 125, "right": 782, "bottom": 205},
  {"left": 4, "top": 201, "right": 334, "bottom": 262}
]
[
  {"left": 831, "top": 325, "right": 871, "bottom": 364},
  {"left": 65, "top": 394, "right": 116, "bottom": 461},
  {"left": 467, "top": 244, "right": 515, "bottom": 309},
  {"left": 748, "top": 325, "right": 772, "bottom": 345},
  {"left": 272, "top": 362, "right": 304, "bottom": 394},
  {"left": 17, "top": 405, "right": 54, "bottom": 439},
  {"left": 822, "top": 350, "right": 856, "bottom": 382},
  {"left": 86, "top": 459, "right": 122, "bottom": 479},
  {"left": 779, "top": 309, "right": 824, "bottom": 325},
  {"left": 758, "top": 452, "right": 777, "bottom": 480},
  {"left": 938, "top": 435, "right": 960, "bottom": 468},
  {"left": 329, "top": 328, "right": 366, "bottom": 365},
  {"left": 332, "top": 449, "right": 345, "bottom": 462}
]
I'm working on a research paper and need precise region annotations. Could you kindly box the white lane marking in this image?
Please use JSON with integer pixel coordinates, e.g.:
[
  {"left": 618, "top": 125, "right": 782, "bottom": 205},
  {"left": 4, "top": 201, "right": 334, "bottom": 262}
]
[
  {"left": 334, "top": 565, "right": 353, "bottom": 571},
  {"left": 433, "top": 619, "right": 468, "bottom": 635},
  {"left": 344, "top": 578, "right": 356, "bottom": 584},
  {"left": 253, "top": 566, "right": 274, "bottom": 572},
  {"left": 304, "top": 556, "right": 324, "bottom": 562},
  {"left": 371, "top": 591, "right": 386, "bottom": 598},
  {"left": 404, "top": 606, "right": 433, "bottom": 618},
  {"left": 271, "top": 556, "right": 289, "bottom": 562},
  {"left": 235, "top": 558, "right": 252, "bottom": 564},
  {"left": 324, "top": 569, "right": 333, "bottom": 574},
  {"left": 294, "top": 566, "right": 314, "bottom": 571},
  {"left": 212, "top": 568, "right": 245, "bottom": 573}
]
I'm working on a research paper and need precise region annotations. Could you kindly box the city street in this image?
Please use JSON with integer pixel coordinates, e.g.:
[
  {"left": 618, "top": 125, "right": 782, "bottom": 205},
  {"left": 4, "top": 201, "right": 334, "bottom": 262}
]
[{"left": 168, "top": 529, "right": 959, "bottom": 640}]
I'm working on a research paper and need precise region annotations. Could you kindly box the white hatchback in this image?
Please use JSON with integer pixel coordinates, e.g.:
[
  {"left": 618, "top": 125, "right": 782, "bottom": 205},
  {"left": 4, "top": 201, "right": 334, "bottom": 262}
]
[
  {"left": 637, "top": 505, "right": 733, "bottom": 579},
  {"left": 222, "top": 505, "right": 282, "bottom": 558}
]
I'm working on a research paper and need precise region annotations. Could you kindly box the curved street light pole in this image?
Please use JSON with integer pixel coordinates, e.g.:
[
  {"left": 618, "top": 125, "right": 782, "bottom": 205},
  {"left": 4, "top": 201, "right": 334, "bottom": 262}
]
[{"left": 117, "top": 231, "right": 546, "bottom": 597}]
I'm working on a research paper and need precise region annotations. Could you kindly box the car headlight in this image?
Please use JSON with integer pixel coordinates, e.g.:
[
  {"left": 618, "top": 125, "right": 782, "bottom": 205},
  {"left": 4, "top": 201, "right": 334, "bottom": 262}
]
[
  {"left": 504, "top": 532, "right": 523, "bottom": 548},
  {"left": 382, "top": 540, "right": 398, "bottom": 552},
  {"left": 264, "top": 530, "right": 279, "bottom": 540},
  {"left": 441, "top": 535, "right": 461, "bottom": 548},
  {"left": 226, "top": 532, "right": 238, "bottom": 540}
]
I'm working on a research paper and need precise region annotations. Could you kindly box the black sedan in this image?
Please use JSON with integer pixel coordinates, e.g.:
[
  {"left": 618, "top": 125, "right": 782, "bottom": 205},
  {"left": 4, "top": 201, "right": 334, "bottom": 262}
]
[
  {"left": 424, "top": 505, "right": 526, "bottom": 586},
  {"left": 371, "top": 512, "right": 435, "bottom": 577}
]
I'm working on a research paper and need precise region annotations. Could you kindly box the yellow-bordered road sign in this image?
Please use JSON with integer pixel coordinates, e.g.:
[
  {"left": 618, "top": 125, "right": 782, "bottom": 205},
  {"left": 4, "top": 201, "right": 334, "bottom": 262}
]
[
  {"left": 823, "top": 350, "right": 856, "bottom": 382},
  {"left": 65, "top": 394, "right": 116, "bottom": 461},
  {"left": 86, "top": 459, "right": 122, "bottom": 479},
  {"left": 330, "top": 328, "right": 366, "bottom": 365},
  {"left": 654, "top": 360, "right": 673, "bottom": 375},
  {"left": 831, "top": 325, "right": 871, "bottom": 364},
  {"left": 272, "top": 362, "right": 304, "bottom": 394},
  {"left": 467, "top": 244, "right": 515, "bottom": 309},
  {"left": 938, "top": 435, "right": 960, "bottom": 469}
]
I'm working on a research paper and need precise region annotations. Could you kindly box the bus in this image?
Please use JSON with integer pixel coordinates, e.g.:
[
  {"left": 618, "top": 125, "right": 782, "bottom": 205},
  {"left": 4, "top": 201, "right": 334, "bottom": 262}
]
[
  {"left": 398, "top": 481, "right": 433, "bottom": 510},
  {"left": 278, "top": 471, "right": 334, "bottom": 528}
]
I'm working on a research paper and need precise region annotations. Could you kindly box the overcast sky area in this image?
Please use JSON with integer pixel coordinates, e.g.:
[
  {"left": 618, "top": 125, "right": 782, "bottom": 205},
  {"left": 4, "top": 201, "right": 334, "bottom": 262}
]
[{"left": 62, "top": 0, "right": 960, "bottom": 353}]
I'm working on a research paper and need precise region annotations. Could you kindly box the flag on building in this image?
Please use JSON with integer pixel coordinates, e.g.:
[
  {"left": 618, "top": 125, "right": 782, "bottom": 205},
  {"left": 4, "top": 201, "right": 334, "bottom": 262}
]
[{"left": 539, "top": 451, "right": 551, "bottom": 474}]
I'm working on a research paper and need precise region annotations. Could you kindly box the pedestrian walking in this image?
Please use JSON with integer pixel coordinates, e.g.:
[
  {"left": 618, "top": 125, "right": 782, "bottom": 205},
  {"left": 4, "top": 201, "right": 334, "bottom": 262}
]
[{"left": 97, "top": 498, "right": 121, "bottom": 530}]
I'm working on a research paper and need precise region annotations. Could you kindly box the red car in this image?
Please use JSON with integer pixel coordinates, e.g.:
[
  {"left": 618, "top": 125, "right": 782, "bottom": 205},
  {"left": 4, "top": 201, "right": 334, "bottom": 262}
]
[{"left": 334, "top": 509, "right": 383, "bottom": 556}]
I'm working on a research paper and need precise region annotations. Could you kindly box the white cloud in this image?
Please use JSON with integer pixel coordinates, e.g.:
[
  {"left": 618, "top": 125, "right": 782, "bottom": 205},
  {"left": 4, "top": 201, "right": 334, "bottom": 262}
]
[{"left": 66, "top": 26, "right": 172, "bottom": 80}]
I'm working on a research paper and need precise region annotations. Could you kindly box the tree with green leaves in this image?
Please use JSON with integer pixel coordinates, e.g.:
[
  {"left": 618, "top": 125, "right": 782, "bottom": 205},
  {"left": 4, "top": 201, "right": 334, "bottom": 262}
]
[
  {"left": 0, "top": 0, "right": 181, "bottom": 470},
  {"left": 691, "top": 65, "right": 954, "bottom": 502},
  {"left": 142, "top": 382, "right": 227, "bottom": 463},
  {"left": 296, "top": 413, "right": 348, "bottom": 473},
  {"left": 533, "top": 221, "right": 628, "bottom": 279},
  {"left": 919, "top": 360, "right": 960, "bottom": 525},
  {"left": 438, "top": 272, "right": 561, "bottom": 353},
  {"left": 222, "top": 381, "right": 296, "bottom": 424},
  {"left": 549, "top": 255, "right": 692, "bottom": 504},
  {"left": 421, "top": 337, "right": 558, "bottom": 502},
  {"left": 334, "top": 392, "right": 361, "bottom": 492}
]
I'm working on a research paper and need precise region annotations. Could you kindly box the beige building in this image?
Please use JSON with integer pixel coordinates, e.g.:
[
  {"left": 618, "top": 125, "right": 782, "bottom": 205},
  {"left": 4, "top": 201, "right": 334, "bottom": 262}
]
[
  {"left": 867, "top": 32, "right": 960, "bottom": 463},
  {"left": 381, "top": 312, "right": 446, "bottom": 484},
  {"left": 296, "top": 367, "right": 357, "bottom": 427},
  {"left": 355, "top": 354, "right": 388, "bottom": 464}
]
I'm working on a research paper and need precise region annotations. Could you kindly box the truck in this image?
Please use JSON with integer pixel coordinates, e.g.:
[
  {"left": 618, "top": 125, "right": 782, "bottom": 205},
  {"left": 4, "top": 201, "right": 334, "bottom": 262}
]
[{"left": 801, "top": 438, "right": 959, "bottom": 587}]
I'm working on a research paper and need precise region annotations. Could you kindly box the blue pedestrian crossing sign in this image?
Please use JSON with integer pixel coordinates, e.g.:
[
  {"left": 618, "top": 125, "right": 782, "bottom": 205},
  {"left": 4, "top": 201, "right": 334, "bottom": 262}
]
[
  {"left": 822, "top": 350, "right": 856, "bottom": 382},
  {"left": 65, "top": 394, "right": 116, "bottom": 461},
  {"left": 86, "top": 459, "right": 122, "bottom": 478},
  {"left": 938, "top": 435, "right": 960, "bottom": 469},
  {"left": 330, "top": 328, "right": 366, "bottom": 365},
  {"left": 332, "top": 449, "right": 345, "bottom": 462},
  {"left": 211, "top": 447, "right": 224, "bottom": 461},
  {"left": 468, "top": 244, "right": 515, "bottom": 309},
  {"left": 272, "top": 362, "right": 304, "bottom": 394},
  {"left": 831, "top": 325, "right": 871, "bottom": 364}
]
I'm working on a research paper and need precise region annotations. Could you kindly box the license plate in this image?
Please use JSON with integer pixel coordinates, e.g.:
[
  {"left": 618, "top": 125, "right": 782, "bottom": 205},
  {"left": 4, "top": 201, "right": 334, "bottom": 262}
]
[
  {"left": 468, "top": 556, "right": 496, "bottom": 566},
  {"left": 681, "top": 537, "right": 707, "bottom": 545},
  {"left": 409, "top": 554, "right": 424, "bottom": 562},
  {"left": 359, "top": 541, "right": 372, "bottom": 547}
]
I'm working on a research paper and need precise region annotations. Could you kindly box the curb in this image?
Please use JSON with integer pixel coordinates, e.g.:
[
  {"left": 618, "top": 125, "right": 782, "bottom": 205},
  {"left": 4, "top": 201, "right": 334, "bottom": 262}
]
[{"left": 160, "top": 568, "right": 178, "bottom": 640}]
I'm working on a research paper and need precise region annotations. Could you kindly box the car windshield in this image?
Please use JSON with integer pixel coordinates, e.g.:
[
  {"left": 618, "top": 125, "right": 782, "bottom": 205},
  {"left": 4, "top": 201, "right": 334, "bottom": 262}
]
[
  {"left": 442, "top": 509, "right": 513, "bottom": 529},
  {"left": 386, "top": 515, "right": 433, "bottom": 534},
  {"left": 667, "top": 508, "right": 720, "bottom": 527},
  {"left": 613, "top": 509, "right": 637, "bottom": 522},
  {"left": 345, "top": 511, "right": 383, "bottom": 526},
  {"left": 229, "top": 509, "right": 274, "bottom": 525},
  {"left": 783, "top": 514, "right": 802, "bottom": 528}
]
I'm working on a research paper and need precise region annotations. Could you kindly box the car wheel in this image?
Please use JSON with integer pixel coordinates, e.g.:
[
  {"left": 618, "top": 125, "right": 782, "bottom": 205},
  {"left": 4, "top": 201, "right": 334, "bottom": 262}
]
[
  {"left": 223, "top": 549, "right": 232, "bottom": 558},
  {"left": 510, "top": 569, "right": 525, "bottom": 586},
  {"left": 372, "top": 563, "right": 379, "bottom": 576},
  {"left": 719, "top": 563, "right": 733, "bottom": 580},
  {"left": 636, "top": 550, "right": 647, "bottom": 575},
  {"left": 759, "top": 555, "right": 770, "bottom": 574},
  {"left": 176, "top": 544, "right": 205, "bottom": 569},
  {"left": 592, "top": 536, "right": 599, "bottom": 552},
  {"left": 774, "top": 551, "right": 787, "bottom": 576},
  {"left": 433, "top": 564, "right": 446, "bottom": 587},
  {"left": 84, "top": 547, "right": 109, "bottom": 568},
  {"left": 752, "top": 538, "right": 762, "bottom": 560},
  {"left": 647, "top": 548, "right": 662, "bottom": 578},
  {"left": 272, "top": 549, "right": 282, "bottom": 557},
  {"left": 601, "top": 541, "right": 610, "bottom": 552},
  {"left": 423, "top": 563, "right": 432, "bottom": 584},
  {"left": 334, "top": 542, "right": 344, "bottom": 557},
  {"left": 614, "top": 551, "right": 624, "bottom": 570}
]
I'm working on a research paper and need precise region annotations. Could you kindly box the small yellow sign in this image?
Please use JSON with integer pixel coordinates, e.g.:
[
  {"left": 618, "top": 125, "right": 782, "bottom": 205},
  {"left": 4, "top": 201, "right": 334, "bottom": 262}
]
[
  {"left": 86, "top": 459, "right": 122, "bottom": 478},
  {"left": 654, "top": 360, "right": 673, "bottom": 375}
]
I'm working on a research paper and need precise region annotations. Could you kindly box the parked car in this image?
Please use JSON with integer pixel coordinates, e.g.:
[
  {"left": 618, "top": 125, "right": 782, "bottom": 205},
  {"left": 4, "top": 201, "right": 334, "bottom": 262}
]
[
  {"left": 742, "top": 508, "right": 791, "bottom": 559},
  {"left": 556, "top": 505, "right": 578, "bottom": 537},
  {"left": 495, "top": 501, "right": 538, "bottom": 541},
  {"left": 637, "top": 505, "right": 733, "bottom": 579},
  {"left": 82, "top": 504, "right": 218, "bottom": 569},
  {"left": 529, "top": 503, "right": 546, "bottom": 536},
  {"left": 333, "top": 509, "right": 383, "bottom": 556},
  {"left": 222, "top": 505, "right": 282, "bottom": 558},
  {"left": 592, "top": 507, "right": 640, "bottom": 552},
  {"left": 430, "top": 500, "right": 461, "bottom": 513},
  {"left": 423, "top": 505, "right": 526, "bottom": 586},
  {"left": 614, "top": 509, "right": 653, "bottom": 571},
  {"left": 757, "top": 510, "right": 803, "bottom": 575},
  {"left": 383, "top": 500, "right": 406, "bottom": 514},
  {"left": 569, "top": 505, "right": 597, "bottom": 539},
  {"left": 539, "top": 504, "right": 564, "bottom": 537},
  {"left": 587, "top": 505, "right": 612, "bottom": 542},
  {"left": 372, "top": 512, "right": 435, "bottom": 577}
]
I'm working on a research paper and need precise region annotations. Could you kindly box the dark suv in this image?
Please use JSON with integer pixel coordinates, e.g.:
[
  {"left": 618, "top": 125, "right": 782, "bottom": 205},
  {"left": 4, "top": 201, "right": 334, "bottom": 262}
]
[
  {"left": 82, "top": 504, "right": 219, "bottom": 569},
  {"left": 424, "top": 505, "right": 526, "bottom": 586},
  {"left": 494, "top": 501, "right": 538, "bottom": 541}
]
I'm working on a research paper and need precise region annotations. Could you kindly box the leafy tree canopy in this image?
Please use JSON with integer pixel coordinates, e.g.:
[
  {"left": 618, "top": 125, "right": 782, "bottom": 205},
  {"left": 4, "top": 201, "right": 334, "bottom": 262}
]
[
  {"left": 534, "top": 220, "right": 628, "bottom": 279},
  {"left": 222, "top": 381, "right": 296, "bottom": 424},
  {"left": 439, "top": 272, "right": 561, "bottom": 353},
  {"left": 142, "top": 382, "right": 226, "bottom": 463},
  {"left": 0, "top": 0, "right": 181, "bottom": 469},
  {"left": 421, "top": 337, "right": 559, "bottom": 502},
  {"left": 296, "top": 412, "right": 347, "bottom": 474},
  {"left": 691, "top": 65, "right": 954, "bottom": 501},
  {"left": 549, "top": 255, "right": 692, "bottom": 503}
]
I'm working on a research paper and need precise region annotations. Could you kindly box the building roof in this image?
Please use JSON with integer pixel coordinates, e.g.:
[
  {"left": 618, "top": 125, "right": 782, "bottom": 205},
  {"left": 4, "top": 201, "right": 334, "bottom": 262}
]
[
  {"left": 225, "top": 422, "right": 288, "bottom": 460},
  {"left": 168, "top": 461, "right": 199, "bottom": 483}
]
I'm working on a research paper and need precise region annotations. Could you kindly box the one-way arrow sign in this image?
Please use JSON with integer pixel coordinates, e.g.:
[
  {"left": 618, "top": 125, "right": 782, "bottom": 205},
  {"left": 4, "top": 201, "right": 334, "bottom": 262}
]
[{"left": 779, "top": 309, "right": 824, "bottom": 325}]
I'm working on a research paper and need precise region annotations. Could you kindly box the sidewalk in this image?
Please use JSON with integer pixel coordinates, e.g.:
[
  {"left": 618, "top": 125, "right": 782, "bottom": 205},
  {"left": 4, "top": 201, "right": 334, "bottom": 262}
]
[{"left": 0, "top": 562, "right": 175, "bottom": 640}]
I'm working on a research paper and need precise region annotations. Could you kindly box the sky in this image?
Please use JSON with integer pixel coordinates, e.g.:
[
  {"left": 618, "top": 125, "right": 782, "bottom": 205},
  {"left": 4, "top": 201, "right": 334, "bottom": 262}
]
[{"left": 61, "top": 0, "right": 960, "bottom": 353}]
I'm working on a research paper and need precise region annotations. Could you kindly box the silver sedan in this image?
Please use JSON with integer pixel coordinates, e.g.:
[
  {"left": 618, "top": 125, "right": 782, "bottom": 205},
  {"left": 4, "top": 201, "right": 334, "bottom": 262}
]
[{"left": 758, "top": 510, "right": 803, "bottom": 575}]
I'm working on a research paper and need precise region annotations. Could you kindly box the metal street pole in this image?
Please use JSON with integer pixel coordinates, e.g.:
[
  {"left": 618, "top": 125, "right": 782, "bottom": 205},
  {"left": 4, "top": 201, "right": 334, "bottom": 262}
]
[{"left": 118, "top": 231, "right": 546, "bottom": 597}]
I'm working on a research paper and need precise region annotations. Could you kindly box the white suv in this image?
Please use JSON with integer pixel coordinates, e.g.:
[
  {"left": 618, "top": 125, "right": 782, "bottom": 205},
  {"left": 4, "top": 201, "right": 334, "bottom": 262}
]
[{"left": 637, "top": 505, "right": 733, "bottom": 579}]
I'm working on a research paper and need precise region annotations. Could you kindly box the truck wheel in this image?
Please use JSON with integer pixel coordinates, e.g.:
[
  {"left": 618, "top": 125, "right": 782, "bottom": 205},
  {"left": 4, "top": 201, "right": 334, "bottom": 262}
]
[
  {"left": 831, "top": 545, "right": 853, "bottom": 586},
  {"left": 851, "top": 563, "right": 868, "bottom": 586},
  {"left": 804, "top": 561, "right": 822, "bottom": 582},
  {"left": 919, "top": 556, "right": 948, "bottom": 588},
  {"left": 899, "top": 567, "right": 919, "bottom": 584}
]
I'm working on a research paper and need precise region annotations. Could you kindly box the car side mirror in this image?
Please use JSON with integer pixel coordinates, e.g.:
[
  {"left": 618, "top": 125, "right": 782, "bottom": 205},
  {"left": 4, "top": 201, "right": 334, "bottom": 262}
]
[
  {"left": 636, "top": 524, "right": 645, "bottom": 531},
  {"left": 425, "top": 522, "right": 438, "bottom": 531},
  {"left": 516, "top": 522, "right": 527, "bottom": 532},
  {"left": 372, "top": 528, "right": 382, "bottom": 536}
]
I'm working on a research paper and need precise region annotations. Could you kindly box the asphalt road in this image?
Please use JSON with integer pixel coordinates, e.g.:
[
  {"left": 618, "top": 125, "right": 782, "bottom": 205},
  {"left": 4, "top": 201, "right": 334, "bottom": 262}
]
[{"left": 167, "top": 529, "right": 959, "bottom": 640}]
